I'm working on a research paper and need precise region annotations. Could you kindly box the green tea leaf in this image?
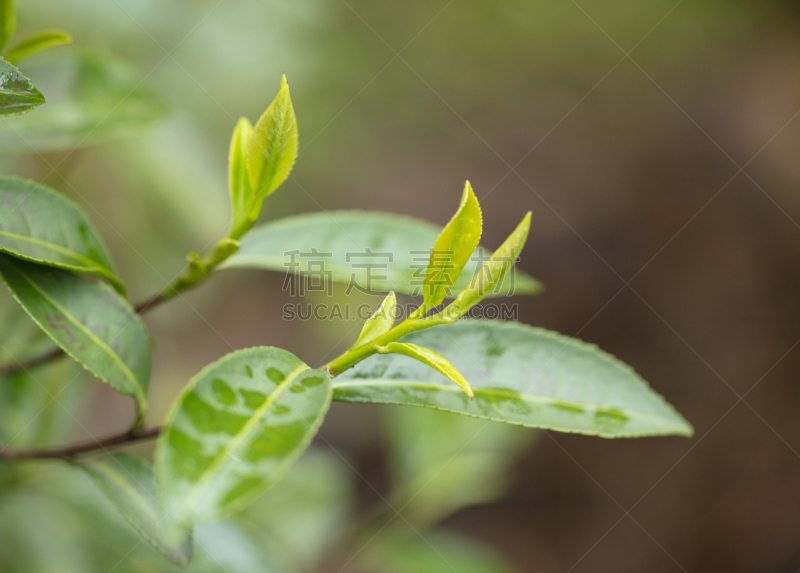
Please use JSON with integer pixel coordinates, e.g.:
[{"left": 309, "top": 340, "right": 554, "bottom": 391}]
[
  {"left": 246, "top": 75, "right": 297, "bottom": 207},
  {"left": 352, "top": 291, "right": 396, "bottom": 348},
  {"left": 0, "top": 50, "right": 165, "bottom": 153},
  {"left": 5, "top": 29, "right": 71, "bottom": 64},
  {"left": 2, "top": 462, "right": 296, "bottom": 573},
  {"left": 334, "top": 320, "right": 692, "bottom": 438},
  {"left": 0, "top": 176, "right": 123, "bottom": 292},
  {"left": 156, "top": 347, "right": 332, "bottom": 528},
  {"left": 445, "top": 212, "right": 531, "bottom": 320},
  {"left": 224, "top": 211, "right": 542, "bottom": 297},
  {"left": 0, "top": 256, "right": 150, "bottom": 417},
  {"left": 362, "top": 529, "right": 517, "bottom": 573},
  {"left": 228, "top": 116, "right": 254, "bottom": 239},
  {"left": 387, "top": 407, "right": 534, "bottom": 524},
  {"left": 0, "top": 0, "right": 14, "bottom": 53},
  {"left": 0, "top": 57, "right": 44, "bottom": 116},
  {"left": 380, "top": 342, "right": 473, "bottom": 398},
  {"left": 424, "top": 181, "right": 481, "bottom": 309},
  {"left": 82, "top": 453, "right": 192, "bottom": 565}
]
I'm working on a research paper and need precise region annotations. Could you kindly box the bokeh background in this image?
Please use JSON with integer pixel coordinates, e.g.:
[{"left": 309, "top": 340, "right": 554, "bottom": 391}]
[{"left": 2, "top": 0, "right": 800, "bottom": 571}]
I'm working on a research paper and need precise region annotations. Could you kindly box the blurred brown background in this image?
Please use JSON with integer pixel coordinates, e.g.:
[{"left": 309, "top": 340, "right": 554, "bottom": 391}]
[{"left": 6, "top": 0, "right": 800, "bottom": 570}]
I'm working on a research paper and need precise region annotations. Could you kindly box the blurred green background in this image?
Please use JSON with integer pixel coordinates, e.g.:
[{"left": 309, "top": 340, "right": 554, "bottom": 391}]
[{"left": 2, "top": 0, "right": 800, "bottom": 571}]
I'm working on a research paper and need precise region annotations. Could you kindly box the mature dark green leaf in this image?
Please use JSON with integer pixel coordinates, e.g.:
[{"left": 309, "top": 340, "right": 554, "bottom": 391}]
[
  {"left": 352, "top": 291, "right": 396, "bottom": 348},
  {"left": 361, "top": 529, "right": 517, "bottom": 573},
  {"left": 0, "top": 57, "right": 44, "bottom": 116},
  {"left": 156, "top": 347, "right": 332, "bottom": 528},
  {"left": 246, "top": 75, "right": 297, "bottom": 204},
  {"left": 0, "top": 256, "right": 150, "bottom": 417},
  {"left": 424, "top": 181, "right": 482, "bottom": 309},
  {"left": 387, "top": 406, "right": 534, "bottom": 524},
  {"left": 334, "top": 320, "right": 692, "bottom": 438},
  {"left": 223, "top": 211, "right": 542, "bottom": 297},
  {"left": 5, "top": 29, "right": 71, "bottom": 64},
  {"left": 0, "top": 50, "right": 165, "bottom": 153},
  {"left": 0, "top": 0, "right": 14, "bottom": 53},
  {"left": 82, "top": 453, "right": 192, "bottom": 565},
  {"left": 0, "top": 176, "right": 123, "bottom": 291}
]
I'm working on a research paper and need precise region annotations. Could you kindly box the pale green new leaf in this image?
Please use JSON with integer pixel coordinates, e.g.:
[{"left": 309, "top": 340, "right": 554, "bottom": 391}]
[
  {"left": 224, "top": 211, "right": 542, "bottom": 297},
  {"left": 0, "top": 50, "right": 165, "bottom": 153},
  {"left": 0, "top": 0, "right": 14, "bottom": 53},
  {"left": 334, "top": 320, "right": 693, "bottom": 438},
  {"left": 228, "top": 116, "right": 254, "bottom": 239},
  {"left": 445, "top": 212, "right": 530, "bottom": 320},
  {"left": 381, "top": 342, "right": 473, "bottom": 398},
  {"left": 424, "top": 181, "right": 482, "bottom": 309},
  {"left": 0, "top": 176, "right": 123, "bottom": 292},
  {"left": 352, "top": 291, "right": 396, "bottom": 348},
  {"left": 246, "top": 75, "right": 297, "bottom": 207},
  {"left": 82, "top": 453, "right": 192, "bottom": 565},
  {"left": 156, "top": 347, "right": 332, "bottom": 528},
  {"left": 0, "top": 256, "right": 150, "bottom": 417},
  {"left": 5, "top": 29, "right": 71, "bottom": 64},
  {"left": 0, "top": 57, "right": 44, "bottom": 116}
]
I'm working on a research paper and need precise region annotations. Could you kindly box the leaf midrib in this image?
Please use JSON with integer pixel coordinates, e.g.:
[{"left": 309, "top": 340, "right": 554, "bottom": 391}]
[
  {"left": 0, "top": 229, "right": 102, "bottom": 269},
  {"left": 331, "top": 380, "right": 682, "bottom": 429},
  {"left": 8, "top": 260, "right": 143, "bottom": 404}
]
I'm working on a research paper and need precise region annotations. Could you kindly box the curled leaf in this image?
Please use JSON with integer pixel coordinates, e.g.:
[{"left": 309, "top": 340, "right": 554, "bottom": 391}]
[
  {"left": 5, "top": 29, "right": 71, "bottom": 64},
  {"left": 352, "top": 291, "right": 396, "bottom": 349},
  {"left": 444, "top": 212, "right": 530, "bottom": 320},
  {"left": 423, "top": 181, "right": 482, "bottom": 311},
  {"left": 228, "top": 116, "right": 254, "bottom": 239},
  {"left": 246, "top": 75, "right": 297, "bottom": 214},
  {"left": 380, "top": 341, "right": 473, "bottom": 398}
]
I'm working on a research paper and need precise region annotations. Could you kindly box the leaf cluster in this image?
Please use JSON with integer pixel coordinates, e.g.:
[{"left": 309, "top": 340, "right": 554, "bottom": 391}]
[{"left": 0, "top": 7, "right": 692, "bottom": 567}]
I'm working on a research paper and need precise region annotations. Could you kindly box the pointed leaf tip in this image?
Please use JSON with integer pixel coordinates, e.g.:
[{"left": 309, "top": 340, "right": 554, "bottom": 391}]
[
  {"left": 445, "top": 210, "right": 531, "bottom": 319},
  {"left": 382, "top": 342, "right": 473, "bottom": 398},
  {"left": 245, "top": 75, "right": 298, "bottom": 210},
  {"left": 423, "top": 182, "right": 482, "bottom": 310}
]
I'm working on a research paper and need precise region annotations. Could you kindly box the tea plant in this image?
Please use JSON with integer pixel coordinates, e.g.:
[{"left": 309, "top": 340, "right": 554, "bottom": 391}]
[{"left": 0, "top": 4, "right": 692, "bottom": 569}]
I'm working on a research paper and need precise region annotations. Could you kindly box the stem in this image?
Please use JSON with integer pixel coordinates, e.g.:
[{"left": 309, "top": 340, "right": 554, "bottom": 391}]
[
  {"left": 325, "top": 314, "right": 448, "bottom": 375},
  {"left": 0, "top": 238, "right": 241, "bottom": 379},
  {"left": 0, "top": 425, "right": 162, "bottom": 461}
]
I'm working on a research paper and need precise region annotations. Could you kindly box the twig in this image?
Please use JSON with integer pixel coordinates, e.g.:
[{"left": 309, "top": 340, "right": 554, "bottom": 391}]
[{"left": 0, "top": 425, "right": 162, "bottom": 461}]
